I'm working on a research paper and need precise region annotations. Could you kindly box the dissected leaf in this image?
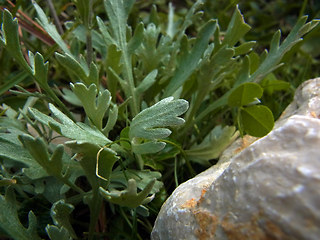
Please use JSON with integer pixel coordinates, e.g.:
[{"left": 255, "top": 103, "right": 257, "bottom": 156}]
[
  {"left": 33, "top": 2, "right": 71, "bottom": 55},
  {"left": 185, "top": 126, "right": 239, "bottom": 165},
  {"left": 223, "top": 5, "right": 252, "bottom": 47},
  {"left": 241, "top": 105, "right": 274, "bottom": 137},
  {"left": 129, "top": 97, "right": 189, "bottom": 154},
  {"left": 99, "top": 178, "right": 155, "bottom": 208},
  {"left": 46, "top": 225, "right": 71, "bottom": 240},
  {"left": 28, "top": 104, "right": 111, "bottom": 146},
  {"left": 0, "top": 188, "right": 41, "bottom": 240},
  {"left": 18, "top": 135, "right": 63, "bottom": 177},
  {"left": 195, "top": 17, "right": 319, "bottom": 124},
  {"left": 50, "top": 200, "right": 77, "bottom": 239},
  {"left": 163, "top": 20, "right": 217, "bottom": 97},
  {"left": 110, "top": 169, "right": 163, "bottom": 195},
  {"left": 71, "top": 83, "right": 115, "bottom": 133},
  {"left": 55, "top": 53, "right": 99, "bottom": 86},
  {"left": 0, "top": 10, "right": 31, "bottom": 73}
]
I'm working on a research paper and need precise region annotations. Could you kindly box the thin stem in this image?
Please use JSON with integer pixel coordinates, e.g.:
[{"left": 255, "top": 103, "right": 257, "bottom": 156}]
[
  {"left": 46, "top": 0, "right": 64, "bottom": 35},
  {"left": 174, "top": 157, "right": 179, "bottom": 187},
  {"left": 88, "top": 188, "right": 103, "bottom": 240},
  {"left": 86, "top": 0, "right": 94, "bottom": 66}
]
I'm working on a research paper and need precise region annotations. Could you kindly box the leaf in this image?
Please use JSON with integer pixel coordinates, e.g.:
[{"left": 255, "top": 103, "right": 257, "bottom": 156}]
[
  {"left": 33, "top": 2, "right": 71, "bottom": 55},
  {"left": 104, "top": 0, "right": 135, "bottom": 46},
  {"left": 260, "top": 74, "right": 291, "bottom": 95},
  {"left": 234, "top": 41, "right": 256, "bottom": 56},
  {"left": 0, "top": 188, "right": 41, "bottom": 240},
  {"left": 185, "top": 126, "right": 238, "bottom": 165},
  {"left": 55, "top": 53, "right": 99, "bottom": 86},
  {"left": 96, "top": 16, "right": 117, "bottom": 48},
  {"left": 241, "top": 105, "right": 274, "bottom": 137},
  {"left": 71, "top": 83, "right": 116, "bottom": 134},
  {"left": 129, "top": 97, "right": 189, "bottom": 154},
  {"left": 128, "top": 22, "right": 144, "bottom": 54},
  {"left": 50, "top": 200, "right": 77, "bottom": 239},
  {"left": 135, "top": 69, "right": 158, "bottom": 95},
  {"left": 74, "top": 0, "right": 90, "bottom": 27},
  {"left": 0, "top": 126, "right": 47, "bottom": 179},
  {"left": 32, "top": 52, "right": 49, "bottom": 87},
  {"left": 0, "top": 10, "right": 32, "bottom": 73},
  {"left": 163, "top": 20, "right": 217, "bottom": 97},
  {"left": 0, "top": 71, "right": 29, "bottom": 96},
  {"left": 228, "top": 82, "right": 263, "bottom": 107},
  {"left": 99, "top": 178, "right": 156, "bottom": 208},
  {"left": 28, "top": 104, "right": 111, "bottom": 146},
  {"left": 66, "top": 141, "right": 118, "bottom": 186},
  {"left": 195, "top": 17, "right": 319, "bottom": 124},
  {"left": 18, "top": 135, "right": 63, "bottom": 176},
  {"left": 46, "top": 225, "right": 71, "bottom": 240},
  {"left": 110, "top": 169, "right": 163, "bottom": 195},
  {"left": 223, "top": 5, "right": 252, "bottom": 47}
]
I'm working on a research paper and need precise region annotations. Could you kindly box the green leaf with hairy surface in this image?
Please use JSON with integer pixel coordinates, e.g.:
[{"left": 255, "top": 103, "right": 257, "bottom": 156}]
[
  {"left": 228, "top": 82, "right": 263, "bottom": 107},
  {"left": 55, "top": 53, "right": 99, "bottom": 86},
  {"left": 71, "top": 83, "right": 118, "bottom": 135},
  {"left": 128, "top": 22, "right": 144, "bottom": 54},
  {"left": 223, "top": 5, "right": 252, "bottom": 47},
  {"left": 33, "top": 2, "right": 71, "bottom": 55},
  {"left": 18, "top": 135, "right": 84, "bottom": 193},
  {"left": 50, "top": 200, "right": 77, "bottom": 239},
  {"left": 110, "top": 169, "right": 163, "bottom": 194},
  {"left": 0, "top": 128, "right": 47, "bottom": 179},
  {"left": 0, "top": 188, "right": 41, "bottom": 240},
  {"left": 163, "top": 20, "right": 217, "bottom": 97},
  {"left": 185, "top": 126, "right": 239, "bottom": 165},
  {"left": 102, "top": 0, "right": 140, "bottom": 115},
  {"left": 241, "top": 105, "right": 274, "bottom": 137},
  {"left": 0, "top": 10, "right": 31, "bottom": 73},
  {"left": 66, "top": 141, "right": 118, "bottom": 186},
  {"left": 104, "top": 0, "right": 135, "bottom": 45},
  {"left": 46, "top": 225, "right": 71, "bottom": 240},
  {"left": 74, "top": 0, "right": 90, "bottom": 27},
  {"left": 129, "top": 97, "right": 189, "bottom": 154},
  {"left": 18, "top": 135, "right": 63, "bottom": 176},
  {"left": 196, "top": 17, "right": 319, "bottom": 124},
  {"left": 136, "top": 69, "right": 158, "bottom": 95},
  {"left": 99, "top": 178, "right": 155, "bottom": 208},
  {"left": 28, "top": 104, "right": 111, "bottom": 146}
]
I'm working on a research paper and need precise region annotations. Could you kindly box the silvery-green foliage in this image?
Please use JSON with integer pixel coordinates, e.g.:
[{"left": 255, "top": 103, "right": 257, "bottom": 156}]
[{"left": 0, "top": 0, "right": 318, "bottom": 239}]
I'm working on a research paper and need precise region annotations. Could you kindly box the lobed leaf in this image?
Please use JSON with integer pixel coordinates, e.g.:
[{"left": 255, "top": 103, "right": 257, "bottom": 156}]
[
  {"left": 33, "top": 2, "right": 71, "bottom": 55},
  {"left": 0, "top": 188, "right": 41, "bottom": 240},
  {"left": 163, "top": 20, "right": 217, "bottom": 97},
  {"left": 50, "top": 200, "right": 77, "bottom": 239},
  {"left": 185, "top": 126, "right": 239, "bottom": 165},
  {"left": 99, "top": 178, "right": 156, "bottom": 208},
  {"left": 46, "top": 225, "right": 71, "bottom": 240},
  {"left": 28, "top": 104, "right": 111, "bottom": 146},
  {"left": 129, "top": 97, "right": 188, "bottom": 154},
  {"left": 71, "top": 83, "right": 115, "bottom": 133}
]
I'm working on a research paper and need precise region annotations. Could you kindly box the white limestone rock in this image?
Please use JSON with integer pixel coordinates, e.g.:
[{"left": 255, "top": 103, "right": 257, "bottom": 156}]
[{"left": 151, "top": 78, "right": 320, "bottom": 240}]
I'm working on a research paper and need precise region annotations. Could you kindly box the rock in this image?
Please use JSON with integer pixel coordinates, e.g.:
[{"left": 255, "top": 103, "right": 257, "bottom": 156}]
[{"left": 151, "top": 78, "right": 320, "bottom": 240}]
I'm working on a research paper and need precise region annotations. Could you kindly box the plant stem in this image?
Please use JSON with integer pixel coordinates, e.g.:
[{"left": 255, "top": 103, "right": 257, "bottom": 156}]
[
  {"left": 122, "top": 52, "right": 140, "bottom": 117},
  {"left": 88, "top": 188, "right": 103, "bottom": 240},
  {"left": 86, "top": 0, "right": 93, "bottom": 66},
  {"left": 46, "top": 0, "right": 64, "bottom": 34}
]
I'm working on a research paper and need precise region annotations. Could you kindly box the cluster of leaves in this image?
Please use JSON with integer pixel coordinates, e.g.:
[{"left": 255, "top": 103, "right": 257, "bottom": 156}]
[{"left": 0, "top": 0, "right": 319, "bottom": 239}]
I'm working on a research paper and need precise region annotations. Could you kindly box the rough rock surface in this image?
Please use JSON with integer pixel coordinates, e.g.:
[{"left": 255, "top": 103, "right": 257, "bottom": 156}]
[{"left": 151, "top": 78, "right": 320, "bottom": 240}]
